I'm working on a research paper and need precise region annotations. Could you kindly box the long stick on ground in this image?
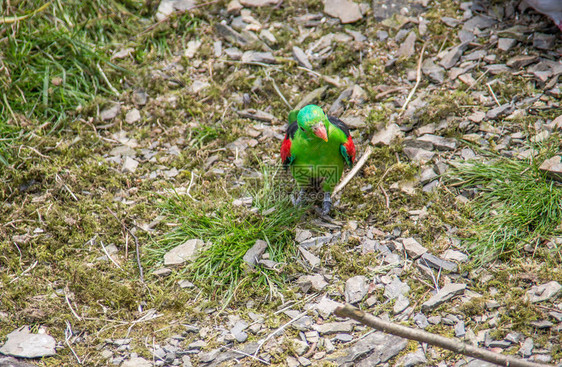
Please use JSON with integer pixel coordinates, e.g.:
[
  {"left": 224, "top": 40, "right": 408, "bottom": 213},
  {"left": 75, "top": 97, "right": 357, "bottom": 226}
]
[
  {"left": 332, "top": 146, "right": 372, "bottom": 198},
  {"left": 335, "top": 304, "right": 551, "bottom": 367}
]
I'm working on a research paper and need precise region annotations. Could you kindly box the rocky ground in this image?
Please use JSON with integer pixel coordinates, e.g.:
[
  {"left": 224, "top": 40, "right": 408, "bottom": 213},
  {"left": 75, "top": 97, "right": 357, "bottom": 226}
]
[{"left": 2, "top": 0, "right": 562, "bottom": 366}]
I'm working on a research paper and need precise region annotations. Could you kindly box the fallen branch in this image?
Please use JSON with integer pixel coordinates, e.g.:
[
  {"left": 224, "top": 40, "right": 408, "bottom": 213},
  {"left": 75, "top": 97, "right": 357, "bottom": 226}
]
[
  {"left": 332, "top": 146, "right": 372, "bottom": 198},
  {"left": 335, "top": 304, "right": 550, "bottom": 367},
  {"left": 401, "top": 42, "right": 427, "bottom": 113}
]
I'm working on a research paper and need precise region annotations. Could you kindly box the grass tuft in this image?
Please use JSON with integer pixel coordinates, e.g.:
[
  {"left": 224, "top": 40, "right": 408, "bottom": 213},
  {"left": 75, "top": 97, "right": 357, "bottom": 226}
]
[
  {"left": 150, "top": 166, "right": 306, "bottom": 301},
  {"left": 448, "top": 155, "right": 562, "bottom": 262}
]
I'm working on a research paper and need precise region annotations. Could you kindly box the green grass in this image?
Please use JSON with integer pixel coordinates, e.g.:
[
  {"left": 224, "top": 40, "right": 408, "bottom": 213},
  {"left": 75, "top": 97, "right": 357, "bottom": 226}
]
[
  {"left": 149, "top": 166, "right": 307, "bottom": 302},
  {"left": 448, "top": 155, "right": 562, "bottom": 262},
  {"left": 0, "top": 0, "right": 201, "bottom": 166}
]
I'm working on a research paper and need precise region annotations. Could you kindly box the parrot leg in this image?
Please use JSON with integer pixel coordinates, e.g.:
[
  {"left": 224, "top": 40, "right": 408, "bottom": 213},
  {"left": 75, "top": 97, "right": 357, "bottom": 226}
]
[
  {"left": 292, "top": 189, "right": 305, "bottom": 206},
  {"left": 321, "top": 192, "right": 332, "bottom": 216}
]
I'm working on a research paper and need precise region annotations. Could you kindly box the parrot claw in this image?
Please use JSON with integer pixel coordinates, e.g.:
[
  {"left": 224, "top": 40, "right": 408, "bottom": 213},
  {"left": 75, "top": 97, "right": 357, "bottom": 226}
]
[
  {"left": 292, "top": 189, "right": 305, "bottom": 206},
  {"left": 321, "top": 192, "right": 332, "bottom": 216}
]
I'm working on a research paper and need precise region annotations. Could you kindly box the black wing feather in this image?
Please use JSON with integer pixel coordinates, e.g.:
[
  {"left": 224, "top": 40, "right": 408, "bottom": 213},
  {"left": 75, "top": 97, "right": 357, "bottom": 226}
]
[
  {"left": 285, "top": 121, "right": 299, "bottom": 139},
  {"left": 327, "top": 115, "right": 351, "bottom": 137}
]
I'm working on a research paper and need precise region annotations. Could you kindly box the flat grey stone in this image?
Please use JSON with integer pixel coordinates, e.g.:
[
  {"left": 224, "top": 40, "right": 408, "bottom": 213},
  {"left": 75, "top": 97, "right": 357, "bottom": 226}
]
[
  {"left": 397, "top": 31, "right": 417, "bottom": 58},
  {"left": 163, "top": 239, "right": 204, "bottom": 266},
  {"left": 507, "top": 55, "right": 539, "bottom": 69},
  {"left": 371, "top": 123, "right": 403, "bottom": 146},
  {"left": 298, "top": 246, "right": 321, "bottom": 268},
  {"left": 420, "top": 167, "right": 438, "bottom": 184},
  {"left": 402, "top": 238, "right": 427, "bottom": 259},
  {"left": 525, "top": 281, "right": 561, "bottom": 303},
  {"left": 417, "top": 134, "right": 457, "bottom": 151},
  {"left": 488, "top": 340, "right": 511, "bottom": 348},
  {"left": 539, "top": 156, "right": 562, "bottom": 181},
  {"left": 334, "top": 333, "right": 353, "bottom": 342},
  {"left": 441, "top": 16, "right": 461, "bottom": 27},
  {"left": 224, "top": 47, "right": 243, "bottom": 60},
  {"left": 0, "top": 326, "right": 56, "bottom": 358},
  {"left": 345, "top": 275, "right": 368, "bottom": 304},
  {"left": 384, "top": 276, "right": 410, "bottom": 300},
  {"left": 314, "top": 321, "right": 354, "bottom": 335},
  {"left": 497, "top": 38, "right": 516, "bottom": 52},
  {"left": 215, "top": 24, "right": 249, "bottom": 47},
  {"left": 462, "top": 15, "right": 497, "bottom": 32},
  {"left": 519, "top": 337, "right": 534, "bottom": 357},
  {"left": 156, "top": 0, "right": 195, "bottom": 21},
  {"left": 404, "top": 147, "right": 435, "bottom": 163},
  {"left": 533, "top": 33, "right": 556, "bottom": 50},
  {"left": 420, "top": 253, "right": 458, "bottom": 272},
  {"left": 414, "top": 313, "right": 429, "bottom": 328},
  {"left": 332, "top": 331, "right": 407, "bottom": 366},
  {"left": 315, "top": 297, "right": 340, "bottom": 319},
  {"left": 121, "top": 357, "right": 152, "bottom": 367},
  {"left": 121, "top": 156, "right": 139, "bottom": 173},
  {"left": 133, "top": 90, "right": 148, "bottom": 105},
  {"left": 484, "top": 64, "right": 510, "bottom": 75},
  {"left": 243, "top": 239, "right": 267, "bottom": 268},
  {"left": 421, "top": 59, "right": 445, "bottom": 84},
  {"left": 299, "top": 232, "right": 340, "bottom": 250},
  {"left": 298, "top": 86, "right": 329, "bottom": 111},
  {"left": 125, "top": 108, "right": 141, "bottom": 124},
  {"left": 400, "top": 349, "right": 427, "bottom": 367},
  {"left": 442, "top": 249, "right": 468, "bottom": 263},
  {"left": 241, "top": 51, "right": 275, "bottom": 64},
  {"left": 464, "top": 359, "right": 496, "bottom": 367},
  {"left": 486, "top": 104, "right": 512, "bottom": 119},
  {"left": 439, "top": 42, "right": 469, "bottom": 69},
  {"left": 530, "top": 320, "right": 553, "bottom": 329},
  {"left": 237, "top": 109, "right": 276, "bottom": 121},
  {"left": 230, "top": 321, "right": 248, "bottom": 343},
  {"left": 297, "top": 274, "right": 328, "bottom": 292},
  {"left": 292, "top": 46, "right": 312, "bottom": 69},
  {"left": 421, "top": 283, "right": 467, "bottom": 311},
  {"left": 101, "top": 103, "right": 121, "bottom": 120},
  {"left": 455, "top": 320, "right": 466, "bottom": 337},
  {"left": 0, "top": 356, "right": 38, "bottom": 367},
  {"left": 324, "top": 0, "right": 363, "bottom": 23},
  {"left": 394, "top": 293, "right": 410, "bottom": 314}
]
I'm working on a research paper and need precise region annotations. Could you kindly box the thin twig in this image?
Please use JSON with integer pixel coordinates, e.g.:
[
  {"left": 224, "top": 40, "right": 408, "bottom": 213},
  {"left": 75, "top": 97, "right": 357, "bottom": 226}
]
[
  {"left": 401, "top": 42, "right": 427, "bottom": 113},
  {"left": 96, "top": 63, "right": 119, "bottom": 96},
  {"left": 267, "top": 73, "right": 292, "bottom": 109},
  {"left": 302, "top": 341, "right": 317, "bottom": 358},
  {"left": 9, "top": 260, "right": 37, "bottom": 284},
  {"left": 467, "top": 69, "right": 489, "bottom": 91},
  {"left": 336, "top": 304, "right": 549, "bottom": 367},
  {"left": 65, "top": 321, "right": 82, "bottom": 364},
  {"left": 487, "top": 82, "right": 501, "bottom": 106},
  {"left": 55, "top": 174, "right": 78, "bottom": 201},
  {"left": 254, "top": 310, "right": 308, "bottom": 357},
  {"left": 64, "top": 289, "right": 82, "bottom": 321},
  {"left": 379, "top": 184, "right": 390, "bottom": 209},
  {"left": 222, "top": 346, "right": 270, "bottom": 365},
  {"left": 332, "top": 146, "right": 372, "bottom": 198},
  {"left": 100, "top": 240, "right": 124, "bottom": 271}
]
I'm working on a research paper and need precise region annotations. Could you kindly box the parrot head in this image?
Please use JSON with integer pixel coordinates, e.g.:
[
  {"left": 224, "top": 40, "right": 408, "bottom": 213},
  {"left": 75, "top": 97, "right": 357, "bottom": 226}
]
[{"left": 296, "top": 105, "right": 329, "bottom": 142}]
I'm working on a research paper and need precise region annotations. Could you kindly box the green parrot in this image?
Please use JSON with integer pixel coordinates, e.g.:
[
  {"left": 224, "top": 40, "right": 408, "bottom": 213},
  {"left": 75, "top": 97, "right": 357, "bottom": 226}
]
[{"left": 280, "top": 104, "right": 356, "bottom": 215}]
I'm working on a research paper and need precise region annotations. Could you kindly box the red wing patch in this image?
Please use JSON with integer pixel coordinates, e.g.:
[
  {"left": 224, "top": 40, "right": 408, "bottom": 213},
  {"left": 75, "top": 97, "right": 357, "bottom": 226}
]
[
  {"left": 280, "top": 136, "right": 293, "bottom": 165},
  {"left": 344, "top": 136, "right": 356, "bottom": 165}
]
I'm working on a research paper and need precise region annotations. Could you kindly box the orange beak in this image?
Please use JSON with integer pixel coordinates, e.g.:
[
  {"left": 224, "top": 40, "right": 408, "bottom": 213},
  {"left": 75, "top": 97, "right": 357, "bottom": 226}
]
[{"left": 313, "top": 124, "right": 328, "bottom": 142}]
